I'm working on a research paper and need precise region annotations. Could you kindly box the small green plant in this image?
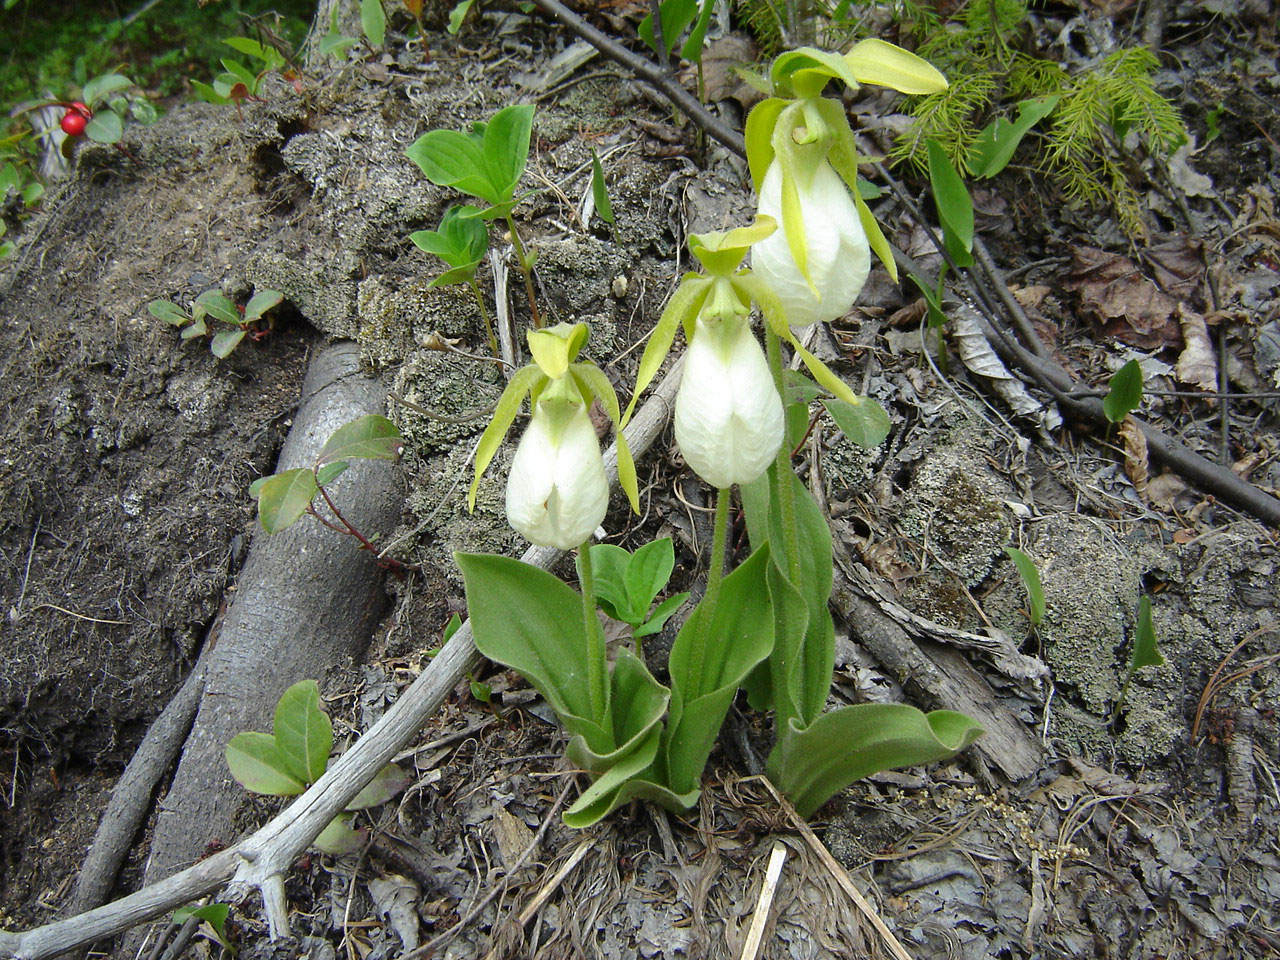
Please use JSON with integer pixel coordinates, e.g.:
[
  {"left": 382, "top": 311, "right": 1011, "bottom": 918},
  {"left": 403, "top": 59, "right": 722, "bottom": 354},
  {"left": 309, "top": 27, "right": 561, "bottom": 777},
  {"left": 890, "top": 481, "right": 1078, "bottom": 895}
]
[
  {"left": 12, "top": 71, "right": 154, "bottom": 152},
  {"left": 638, "top": 0, "right": 717, "bottom": 99},
  {"left": 409, "top": 204, "right": 496, "bottom": 353},
  {"left": 579, "top": 538, "right": 690, "bottom": 648},
  {"left": 171, "top": 903, "right": 235, "bottom": 956},
  {"left": 149, "top": 289, "right": 284, "bottom": 359},
  {"left": 406, "top": 103, "right": 542, "bottom": 326},
  {"left": 249, "top": 415, "right": 408, "bottom": 568},
  {"left": 588, "top": 148, "right": 619, "bottom": 245},
  {"left": 1111, "top": 594, "right": 1164, "bottom": 725},
  {"left": 1103, "top": 359, "right": 1144, "bottom": 424},
  {"left": 226, "top": 680, "right": 406, "bottom": 853},
  {"left": 886, "top": 0, "right": 1186, "bottom": 234},
  {"left": 191, "top": 38, "right": 289, "bottom": 115},
  {"left": 1004, "top": 546, "right": 1045, "bottom": 628},
  {"left": 316, "top": 0, "right": 388, "bottom": 60}
]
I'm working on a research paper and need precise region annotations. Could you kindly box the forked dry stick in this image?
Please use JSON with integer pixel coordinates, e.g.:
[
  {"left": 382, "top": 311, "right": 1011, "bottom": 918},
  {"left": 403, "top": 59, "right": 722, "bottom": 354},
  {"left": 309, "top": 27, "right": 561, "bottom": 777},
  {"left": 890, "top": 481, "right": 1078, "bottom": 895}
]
[{"left": 0, "top": 358, "right": 685, "bottom": 960}]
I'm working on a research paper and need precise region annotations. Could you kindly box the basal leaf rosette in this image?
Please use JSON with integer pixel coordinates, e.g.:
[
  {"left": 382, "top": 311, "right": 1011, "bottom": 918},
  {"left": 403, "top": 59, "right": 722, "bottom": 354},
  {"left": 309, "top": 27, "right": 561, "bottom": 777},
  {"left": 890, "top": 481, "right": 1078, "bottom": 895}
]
[{"left": 469, "top": 322, "right": 639, "bottom": 550}]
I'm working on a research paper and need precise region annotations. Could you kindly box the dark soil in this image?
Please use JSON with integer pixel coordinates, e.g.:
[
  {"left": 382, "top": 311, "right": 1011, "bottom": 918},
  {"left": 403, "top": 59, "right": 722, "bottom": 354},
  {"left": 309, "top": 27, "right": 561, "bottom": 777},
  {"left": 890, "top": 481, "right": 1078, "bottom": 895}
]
[{"left": 1, "top": 2, "right": 1279, "bottom": 958}]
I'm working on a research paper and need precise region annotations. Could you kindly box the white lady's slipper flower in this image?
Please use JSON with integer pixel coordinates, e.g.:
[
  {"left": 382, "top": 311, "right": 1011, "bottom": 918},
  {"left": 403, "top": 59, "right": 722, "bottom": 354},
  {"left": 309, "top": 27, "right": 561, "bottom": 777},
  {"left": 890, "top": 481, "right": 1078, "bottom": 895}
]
[
  {"left": 505, "top": 397, "right": 609, "bottom": 550},
  {"left": 751, "top": 159, "right": 870, "bottom": 330},
  {"left": 674, "top": 316, "right": 784, "bottom": 489}
]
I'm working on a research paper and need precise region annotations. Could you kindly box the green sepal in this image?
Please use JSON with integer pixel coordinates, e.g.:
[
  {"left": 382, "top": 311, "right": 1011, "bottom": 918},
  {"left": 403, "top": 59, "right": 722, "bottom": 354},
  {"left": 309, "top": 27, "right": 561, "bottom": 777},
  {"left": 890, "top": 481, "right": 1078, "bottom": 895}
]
[
  {"left": 769, "top": 705, "right": 984, "bottom": 818},
  {"left": 688, "top": 216, "right": 777, "bottom": 276},
  {"left": 569, "top": 361, "right": 640, "bottom": 512},
  {"left": 744, "top": 97, "right": 788, "bottom": 191},
  {"left": 770, "top": 48, "right": 863, "bottom": 99},
  {"left": 529, "top": 321, "right": 589, "bottom": 380},
  {"left": 824, "top": 106, "right": 899, "bottom": 283},
  {"left": 844, "top": 38, "right": 948, "bottom": 95},
  {"left": 468, "top": 364, "right": 545, "bottom": 510},
  {"left": 623, "top": 274, "right": 712, "bottom": 425}
]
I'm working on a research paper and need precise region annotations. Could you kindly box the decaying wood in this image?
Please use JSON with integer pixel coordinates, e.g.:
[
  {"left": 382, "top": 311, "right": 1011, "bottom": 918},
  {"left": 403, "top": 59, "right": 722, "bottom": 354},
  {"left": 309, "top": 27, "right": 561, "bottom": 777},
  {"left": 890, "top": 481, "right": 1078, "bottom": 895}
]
[{"left": 830, "top": 557, "right": 1046, "bottom": 784}]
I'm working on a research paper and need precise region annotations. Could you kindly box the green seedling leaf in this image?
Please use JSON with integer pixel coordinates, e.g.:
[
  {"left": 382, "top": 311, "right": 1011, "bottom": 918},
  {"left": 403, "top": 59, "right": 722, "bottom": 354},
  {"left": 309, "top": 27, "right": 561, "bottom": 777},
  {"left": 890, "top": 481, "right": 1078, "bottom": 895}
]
[
  {"left": 319, "top": 31, "right": 360, "bottom": 58},
  {"left": 172, "top": 903, "right": 233, "bottom": 953},
  {"left": 447, "top": 0, "right": 474, "bottom": 34},
  {"left": 483, "top": 103, "right": 534, "bottom": 203},
  {"left": 1004, "top": 547, "right": 1045, "bottom": 626},
  {"left": 148, "top": 300, "right": 189, "bottom": 326},
  {"left": 625, "top": 538, "right": 677, "bottom": 622},
  {"left": 589, "top": 149, "right": 615, "bottom": 227},
  {"left": 225, "top": 731, "right": 306, "bottom": 795},
  {"left": 190, "top": 80, "right": 231, "bottom": 105},
  {"left": 181, "top": 316, "right": 209, "bottom": 339},
  {"left": 195, "top": 290, "right": 241, "bottom": 324},
  {"left": 411, "top": 205, "right": 488, "bottom": 286},
  {"left": 442, "top": 613, "right": 462, "bottom": 643},
  {"left": 407, "top": 104, "right": 533, "bottom": 209},
  {"left": 210, "top": 329, "right": 246, "bottom": 359},
  {"left": 221, "top": 58, "right": 259, "bottom": 93},
  {"left": 256, "top": 468, "right": 319, "bottom": 533},
  {"left": 926, "top": 139, "right": 974, "bottom": 269},
  {"left": 1130, "top": 595, "right": 1163, "bottom": 670},
  {"left": 638, "top": 0, "right": 698, "bottom": 58},
  {"left": 634, "top": 592, "right": 689, "bottom": 639},
  {"left": 769, "top": 705, "right": 984, "bottom": 818},
  {"left": 273, "top": 679, "right": 333, "bottom": 785},
  {"left": 469, "top": 676, "right": 493, "bottom": 702},
  {"left": 969, "top": 95, "right": 1060, "bottom": 179},
  {"left": 822, "top": 397, "right": 891, "bottom": 448},
  {"left": 84, "top": 110, "right": 123, "bottom": 144},
  {"left": 1103, "top": 359, "right": 1144, "bottom": 424},
  {"left": 82, "top": 73, "right": 133, "bottom": 108},
  {"left": 361, "top": 0, "right": 386, "bottom": 46},
  {"left": 315, "top": 460, "right": 349, "bottom": 487},
  {"left": 243, "top": 289, "right": 283, "bottom": 322},
  {"left": 680, "top": 0, "right": 716, "bottom": 61},
  {"left": 314, "top": 812, "right": 365, "bottom": 854},
  {"left": 319, "top": 415, "right": 404, "bottom": 463},
  {"left": 347, "top": 763, "right": 407, "bottom": 809}
]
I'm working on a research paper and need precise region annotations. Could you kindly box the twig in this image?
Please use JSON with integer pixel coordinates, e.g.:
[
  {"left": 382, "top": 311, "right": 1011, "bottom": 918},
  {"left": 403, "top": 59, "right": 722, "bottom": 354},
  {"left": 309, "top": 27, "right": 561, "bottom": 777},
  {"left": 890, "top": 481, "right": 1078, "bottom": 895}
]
[
  {"left": 756, "top": 778, "right": 915, "bottom": 960},
  {"left": 528, "top": 0, "right": 745, "bottom": 159},
  {"left": 739, "top": 842, "right": 787, "bottom": 960}
]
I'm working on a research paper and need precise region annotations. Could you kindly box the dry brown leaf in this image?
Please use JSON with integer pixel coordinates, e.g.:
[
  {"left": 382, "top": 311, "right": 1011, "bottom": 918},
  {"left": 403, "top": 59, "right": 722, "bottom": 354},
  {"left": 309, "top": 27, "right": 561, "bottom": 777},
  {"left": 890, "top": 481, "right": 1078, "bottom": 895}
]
[
  {"left": 1118, "top": 416, "right": 1150, "bottom": 501},
  {"left": 1142, "top": 234, "right": 1206, "bottom": 300},
  {"left": 695, "top": 33, "right": 760, "bottom": 109},
  {"left": 1063, "top": 246, "right": 1181, "bottom": 349},
  {"left": 1148, "top": 471, "right": 1191, "bottom": 512},
  {"left": 1010, "top": 284, "right": 1060, "bottom": 348},
  {"left": 1176, "top": 304, "right": 1218, "bottom": 392}
]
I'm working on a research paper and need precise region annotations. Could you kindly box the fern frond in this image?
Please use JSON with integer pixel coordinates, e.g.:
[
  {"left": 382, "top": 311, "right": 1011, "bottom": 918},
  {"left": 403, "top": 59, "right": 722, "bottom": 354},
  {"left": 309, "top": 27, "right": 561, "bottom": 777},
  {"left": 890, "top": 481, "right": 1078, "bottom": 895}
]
[
  {"left": 891, "top": 72, "right": 996, "bottom": 174},
  {"left": 1008, "top": 54, "right": 1064, "bottom": 99},
  {"left": 735, "top": 0, "right": 787, "bottom": 56},
  {"left": 1097, "top": 48, "right": 1187, "bottom": 154}
]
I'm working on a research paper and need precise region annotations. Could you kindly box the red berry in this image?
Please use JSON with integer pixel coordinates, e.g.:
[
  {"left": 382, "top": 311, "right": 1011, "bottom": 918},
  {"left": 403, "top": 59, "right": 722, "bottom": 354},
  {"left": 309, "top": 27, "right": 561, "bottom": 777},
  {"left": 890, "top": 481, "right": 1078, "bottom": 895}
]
[
  {"left": 69, "top": 101, "right": 91, "bottom": 118},
  {"left": 61, "top": 111, "right": 87, "bottom": 137}
]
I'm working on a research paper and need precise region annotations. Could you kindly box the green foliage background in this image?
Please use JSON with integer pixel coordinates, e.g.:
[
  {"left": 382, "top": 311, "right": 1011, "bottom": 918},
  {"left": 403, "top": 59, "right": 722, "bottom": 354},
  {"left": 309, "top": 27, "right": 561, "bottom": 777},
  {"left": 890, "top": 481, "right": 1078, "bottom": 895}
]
[{"left": 0, "top": 0, "right": 313, "bottom": 111}]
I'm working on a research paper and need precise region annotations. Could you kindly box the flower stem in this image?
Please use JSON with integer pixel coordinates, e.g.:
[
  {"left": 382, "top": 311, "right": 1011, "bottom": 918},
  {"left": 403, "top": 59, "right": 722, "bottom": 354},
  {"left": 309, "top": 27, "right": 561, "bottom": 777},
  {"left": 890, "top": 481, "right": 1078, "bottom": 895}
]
[
  {"left": 764, "top": 328, "right": 803, "bottom": 585},
  {"left": 504, "top": 215, "right": 542, "bottom": 329},
  {"left": 469, "top": 277, "right": 499, "bottom": 357},
  {"left": 685, "top": 487, "right": 730, "bottom": 698},
  {"left": 577, "top": 541, "right": 610, "bottom": 727}
]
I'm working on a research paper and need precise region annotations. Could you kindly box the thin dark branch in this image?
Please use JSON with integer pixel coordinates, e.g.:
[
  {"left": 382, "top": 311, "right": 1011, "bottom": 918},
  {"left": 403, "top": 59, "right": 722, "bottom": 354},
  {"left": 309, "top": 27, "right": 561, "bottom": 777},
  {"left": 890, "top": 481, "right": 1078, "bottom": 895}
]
[{"left": 529, "top": 0, "right": 745, "bottom": 158}]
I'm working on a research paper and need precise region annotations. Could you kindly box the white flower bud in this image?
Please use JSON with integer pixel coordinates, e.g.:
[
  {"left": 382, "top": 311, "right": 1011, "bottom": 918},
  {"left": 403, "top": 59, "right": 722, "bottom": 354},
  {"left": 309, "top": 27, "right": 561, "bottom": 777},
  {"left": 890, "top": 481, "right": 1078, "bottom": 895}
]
[
  {"left": 505, "top": 399, "right": 609, "bottom": 550},
  {"left": 675, "top": 317, "right": 784, "bottom": 489},
  {"left": 751, "top": 159, "right": 870, "bottom": 330}
]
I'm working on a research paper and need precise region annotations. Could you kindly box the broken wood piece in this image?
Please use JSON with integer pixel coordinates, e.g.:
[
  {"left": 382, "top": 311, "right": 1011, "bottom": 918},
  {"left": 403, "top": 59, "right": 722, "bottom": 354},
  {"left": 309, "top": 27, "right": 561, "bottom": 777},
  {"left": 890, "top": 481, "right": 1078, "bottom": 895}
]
[
  {"left": 739, "top": 841, "right": 787, "bottom": 960},
  {"left": 830, "top": 563, "right": 1045, "bottom": 783}
]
